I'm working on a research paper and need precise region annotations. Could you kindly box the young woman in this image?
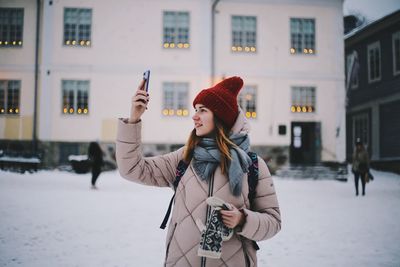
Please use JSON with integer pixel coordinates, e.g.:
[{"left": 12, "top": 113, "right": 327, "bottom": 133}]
[{"left": 116, "top": 76, "right": 281, "bottom": 267}]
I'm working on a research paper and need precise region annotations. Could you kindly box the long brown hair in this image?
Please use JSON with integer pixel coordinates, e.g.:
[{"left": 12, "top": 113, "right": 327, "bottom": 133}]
[{"left": 183, "top": 117, "right": 236, "bottom": 174}]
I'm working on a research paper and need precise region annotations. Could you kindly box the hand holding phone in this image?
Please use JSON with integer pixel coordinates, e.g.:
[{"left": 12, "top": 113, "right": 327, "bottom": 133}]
[{"left": 143, "top": 70, "right": 150, "bottom": 92}]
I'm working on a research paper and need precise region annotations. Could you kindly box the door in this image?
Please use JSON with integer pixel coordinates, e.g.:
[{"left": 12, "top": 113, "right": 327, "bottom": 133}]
[{"left": 290, "top": 122, "right": 321, "bottom": 164}]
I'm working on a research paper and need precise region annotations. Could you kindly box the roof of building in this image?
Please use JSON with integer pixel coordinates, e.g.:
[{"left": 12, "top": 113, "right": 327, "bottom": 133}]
[{"left": 344, "top": 9, "right": 400, "bottom": 42}]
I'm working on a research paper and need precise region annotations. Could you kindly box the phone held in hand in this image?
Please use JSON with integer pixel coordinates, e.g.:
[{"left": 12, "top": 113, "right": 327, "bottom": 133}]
[{"left": 143, "top": 70, "right": 150, "bottom": 92}]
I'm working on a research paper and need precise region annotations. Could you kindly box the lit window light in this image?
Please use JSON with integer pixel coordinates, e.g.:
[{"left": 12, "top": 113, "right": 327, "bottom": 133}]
[
  {"left": 303, "top": 48, "right": 308, "bottom": 54},
  {"left": 251, "top": 112, "right": 256, "bottom": 118},
  {"left": 162, "top": 109, "right": 169, "bottom": 116},
  {"left": 84, "top": 108, "right": 88, "bottom": 114},
  {"left": 163, "top": 43, "right": 169, "bottom": 48},
  {"left": 19, "top": 41, "right": 22, "bottom": 45},
  {"left": 290, "top": 48, "right": 295, "bottom": 54},
  {"left": 238, "top": 47, "right": 243, "bottom": 51},
  {"left": 177, "top": 43, "right": 183, "bottom": 48},
  {"left": 291, "top": 106, "right": 296, "bottom": 112},
  {"left": 0, "top": 108, "right": 4, "bottom": 113},
  {"left": 296, "top": 106, "right": 301, "bottom": 112},
  {"left": 69, "top": 108, "right": 74, "bottom": 113},
  {"left": 245, "top": 47, "right": 250, "bottom": 52},
  {"left": 177, "top": 109, "right": 183, "bottom": 116},
  {"left": 302, "top": 106, "right": 307, "bottom": 112},
  {"left": 251, "top": 47, "right": 256, "bottom": 52},
  {"left": 15, "top": 108, "right": 19, "bottom": 113},
  {"left": 170, "top": 43, "right": 175, "bottom": 48},
  {"left": 5, "top": 41, "right": 8, "bottom": 45},
  {"left": 168, "top": 109, "right": 174, "bottom": 116},
  {"left": 9, "top": 108, "right": 13, "bottom": 113},
  {"left": 308, "top": 49, "right": 313, "bottom": 54},
  {"left": 245, "top": 111, "right": 251, "bottom": 118},
  {"left": 72, "top": 40, "right": 76, "bottom": 45},
  {"left": 66, "top": 40, "right": 70, "bottom": 45},
  {"left": 78, "top": 108, "right": 82, "bottom": 114},
  {"left": 86, "top": 41, "right": 90, "bottom": 46},
  {"left": 183, "top": 43, "right": 189, "bottom": 48},
  {"left": 80, "top": 41, "right": 84, "bottom": 46},
  {"left": 63, "top": 108, "right": 67, "bottom": 113},
  {"left": 232, "top": 46, "right": 237, "bottom": 51},
  {"left": 183, "top": 109, "right": 189, "bottom": 116},
  {"left": 308, "top": 106, "right": 313, "bottom": 112},
  {"left": 13, "top": 41, "right": 16, "bottom": 45},
  {"left": 0, "top": 41, "right": 2, "bottom": 45}
]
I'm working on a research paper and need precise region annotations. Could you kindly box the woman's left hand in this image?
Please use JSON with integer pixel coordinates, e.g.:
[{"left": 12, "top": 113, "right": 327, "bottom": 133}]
[{"left": 220, "top": 205, "right": 245, "bottom": 228}]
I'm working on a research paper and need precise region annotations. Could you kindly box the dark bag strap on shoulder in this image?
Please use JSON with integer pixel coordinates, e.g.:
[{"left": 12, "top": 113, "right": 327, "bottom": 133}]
[
  {"left": 160, "top": 152, "right": 259, "bottom": 231},
  {"left": 246, "top": 151, "right": 260, "bottom": 251},
  {"left": 160, "top": 160, "right": 189, "bottom": 229}
]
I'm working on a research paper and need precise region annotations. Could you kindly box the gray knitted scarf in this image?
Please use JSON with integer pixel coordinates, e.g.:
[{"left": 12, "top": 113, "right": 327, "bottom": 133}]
[{"left": 192, "top": 133, "right": 252, "bottom": 196}]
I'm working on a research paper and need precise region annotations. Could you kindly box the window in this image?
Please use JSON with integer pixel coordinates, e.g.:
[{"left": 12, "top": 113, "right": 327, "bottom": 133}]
[
  {"left": 346, "top": 52, "right": 359, "bottom": 89},
  {"left": 291, "top": 86, "right": 316, "bottom": 113},
  {"left": 367, "top": 41, "right": 381, "bottom": 83},
  {"left": 62, "top": 80, "right": 89, "bottom": 115},
  {"left": 162, "top": 82, "right": 189, "bottom": 116},
  {"left": 290, "top": 18, "right": 315, "bottom": 55},
  {"left": 352, "top": 113, "right": 369, "bottom": 148},
  {"left": 231, "top": 16, "right": 257, "bottom": 52},
  {"left": 393, "top": 31, "right": 400, "bottom": 76},
  {"left": 163, "top": 11, "right": 190, "bottom": 49},
  {"left": 278, "top": 125, "right": 287, "bottom": 135},
  {"left": 63, "top": 8, "right": 92, "bottom": 47},
  {"left": 0, "top": 8, "right": 24, "bottom": 47},
  {"left": 0, "top": 80, "right": 21, "bottom": 115},
  {"left": 238, "top": 85, "right": 257, "bottom": 118}
]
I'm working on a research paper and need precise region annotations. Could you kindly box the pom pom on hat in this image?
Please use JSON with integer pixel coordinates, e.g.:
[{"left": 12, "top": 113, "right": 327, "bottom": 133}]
[{"left": 193, "top": 76, "right": 244, "bottom": 129}]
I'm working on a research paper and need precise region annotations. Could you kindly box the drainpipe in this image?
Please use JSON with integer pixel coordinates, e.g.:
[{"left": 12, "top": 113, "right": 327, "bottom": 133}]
[
  {"left": 33, "top": 0, "right": 40, "bottom": 153},
  {"left": 211, "top": 0, "right": 220, "bottom": 85}
]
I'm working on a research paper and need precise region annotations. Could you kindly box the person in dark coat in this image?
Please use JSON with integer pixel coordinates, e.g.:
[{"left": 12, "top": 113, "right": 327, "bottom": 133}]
[
  {"left": 88, "top": 142, "right": 104, "bottom": 189},
  {"left": 352, "top": 138, "right": 369, "bottom": 196}
]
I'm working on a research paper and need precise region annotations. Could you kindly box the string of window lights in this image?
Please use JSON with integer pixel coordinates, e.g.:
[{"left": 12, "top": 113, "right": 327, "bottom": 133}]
[
  {"left": 0, "top": 41, "right": 23, "bottom": 46},
  {"left": 245, "top": 111, "right": 257, "bottom": 118},
  {"left": 290, "top": 106, "right": 314, "bottom": 113},
  {"left": 0, "top": 108, "right": 19, "bottom": 114},
  {"left": 63, "top": 107, "right": 89, "bottom": 114},
  {"left": 162, "top": 109, "right": 189, "bottom": 116},
  {"left": 231, "top": 46, "right": 256, "bottom": 52},
  {"left": 163, "top": 43, "right": 190, "bottom": 49},
  {"left": 290, "top": 48, "right": 314, "bottom": 54},
  {"left": 65, "top": 40, "right": 91, "bottom": 46}
]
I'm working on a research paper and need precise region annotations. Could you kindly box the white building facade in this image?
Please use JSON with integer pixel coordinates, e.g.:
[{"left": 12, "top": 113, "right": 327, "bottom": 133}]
[{"left": 0, "top": 0, "right": 345, "bottom": 167}]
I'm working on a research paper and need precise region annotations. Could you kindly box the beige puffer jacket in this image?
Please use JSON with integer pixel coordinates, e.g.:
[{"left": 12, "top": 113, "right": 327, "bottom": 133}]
[{"left": 116, "top": 112, "right": 281, "bottom": 267}]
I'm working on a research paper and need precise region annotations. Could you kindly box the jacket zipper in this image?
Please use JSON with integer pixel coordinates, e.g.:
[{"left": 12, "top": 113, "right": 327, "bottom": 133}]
[{"left": 200, "top": 174, "right": 214, "bottom": 267}]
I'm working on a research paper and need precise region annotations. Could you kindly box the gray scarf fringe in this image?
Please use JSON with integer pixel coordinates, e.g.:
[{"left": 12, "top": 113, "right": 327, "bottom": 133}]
[{"left": 192, "top": 133, "right": 252, "bottom": 196}]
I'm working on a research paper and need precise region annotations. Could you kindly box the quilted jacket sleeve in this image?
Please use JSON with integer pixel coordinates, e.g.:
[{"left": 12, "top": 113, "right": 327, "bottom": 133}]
[
  {"left": 116, "top": 118, "right": 184, "bottom": 188},
  {"left": 237, "top": 157, "right": 281, "bottom": 241}
]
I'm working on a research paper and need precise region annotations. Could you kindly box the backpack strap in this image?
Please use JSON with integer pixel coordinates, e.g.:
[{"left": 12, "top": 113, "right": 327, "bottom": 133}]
[
  {"left": 247, "top": 151, "right": 260, "bottom": 251},
  {"left": 160, "top": 160, "right": 189, "bottom": 229},
  {"left": 247, "top": 151, "right": 259, "bottom": 210}
]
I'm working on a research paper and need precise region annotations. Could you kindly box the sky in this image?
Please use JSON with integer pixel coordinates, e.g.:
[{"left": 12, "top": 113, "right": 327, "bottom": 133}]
[{"left": 343, "top": 0, "right": 400, "bottom": 22}]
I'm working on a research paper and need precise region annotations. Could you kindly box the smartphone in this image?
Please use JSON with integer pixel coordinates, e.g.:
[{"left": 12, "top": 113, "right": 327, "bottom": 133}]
[{"left": 143, "top": 70, "right": 150, "bottom": 92}]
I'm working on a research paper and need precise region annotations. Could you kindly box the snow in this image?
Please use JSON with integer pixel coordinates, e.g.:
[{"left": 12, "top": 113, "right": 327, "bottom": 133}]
[
  {"left": 0, "top": 169, "right": 399, "bottom": 267},
  {"left": 0, "top": 156, "right": 41, "bottom": 163},
  {"left": 68, "top": 155, "right": 89, "bottom": 161}
]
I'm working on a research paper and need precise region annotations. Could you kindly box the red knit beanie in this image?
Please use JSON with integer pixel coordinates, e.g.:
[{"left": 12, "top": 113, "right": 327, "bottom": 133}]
[{"left": 193, "top": 76, "right": 244, "bottom": 129}]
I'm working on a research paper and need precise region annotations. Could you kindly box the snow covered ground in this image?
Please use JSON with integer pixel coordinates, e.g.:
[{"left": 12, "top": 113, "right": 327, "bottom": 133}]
[{"left": 0, "top": 168, "right": 399, "bottom": 267}]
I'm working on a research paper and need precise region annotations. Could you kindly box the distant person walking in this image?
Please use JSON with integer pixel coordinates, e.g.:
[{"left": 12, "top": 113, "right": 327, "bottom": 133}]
[
  {"left": 88, "top": 142, "right": 104, "bottom": 189},
  {"left": 352, "top": 138, "right": 370, "bottom": 196}
]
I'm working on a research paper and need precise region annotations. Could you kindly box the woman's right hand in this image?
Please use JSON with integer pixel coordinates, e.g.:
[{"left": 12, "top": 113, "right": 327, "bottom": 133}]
[{"left": 129, "top": 79, "right": 150, "bottom": 123}]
